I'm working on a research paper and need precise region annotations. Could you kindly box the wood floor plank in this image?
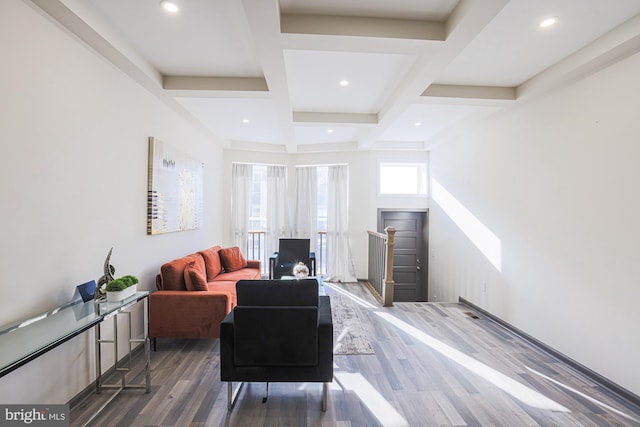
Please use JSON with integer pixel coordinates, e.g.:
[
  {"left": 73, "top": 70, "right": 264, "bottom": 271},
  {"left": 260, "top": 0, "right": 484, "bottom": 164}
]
[{"left": 70, "top": 281, "right": 640, "bottom": 426}]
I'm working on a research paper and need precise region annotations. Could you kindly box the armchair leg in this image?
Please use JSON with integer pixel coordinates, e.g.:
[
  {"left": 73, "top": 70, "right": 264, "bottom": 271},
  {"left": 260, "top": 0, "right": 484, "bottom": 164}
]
[
  {"left": 322, "top": 382, "right": 328, "bottom": 412},
  {"left": 227, "top": 381, "right": 244, "bottom": 411}
]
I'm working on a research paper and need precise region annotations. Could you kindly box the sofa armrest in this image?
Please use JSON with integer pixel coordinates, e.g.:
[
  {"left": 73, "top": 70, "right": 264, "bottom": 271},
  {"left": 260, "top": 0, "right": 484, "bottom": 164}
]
[
  {"left": 149, "top": 290, "right": 233, "bottom": 339},
  {"left": 246, "top": 260, "right": 261, "bottom": 270}
]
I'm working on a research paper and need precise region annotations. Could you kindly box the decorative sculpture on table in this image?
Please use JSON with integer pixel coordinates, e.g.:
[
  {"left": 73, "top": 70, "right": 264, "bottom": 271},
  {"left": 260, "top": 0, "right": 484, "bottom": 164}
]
[
  {"left": 96, "top": 247, "right": 116, "bottom": 299},
  {"left": 293, "top": 262, "right": 310, "bottom": 279}
]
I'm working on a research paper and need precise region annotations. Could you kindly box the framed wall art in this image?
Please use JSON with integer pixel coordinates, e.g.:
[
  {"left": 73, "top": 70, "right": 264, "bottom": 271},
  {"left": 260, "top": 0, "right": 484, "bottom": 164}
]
[{"left": 147, "top": 137, "right": 204, "bottom": 234}]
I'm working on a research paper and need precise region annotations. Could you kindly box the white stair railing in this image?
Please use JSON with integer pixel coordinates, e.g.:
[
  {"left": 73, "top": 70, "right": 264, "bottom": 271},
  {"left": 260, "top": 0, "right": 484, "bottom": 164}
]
[{"left": 366, "top": 227, "right": 396, "bottom": 306}]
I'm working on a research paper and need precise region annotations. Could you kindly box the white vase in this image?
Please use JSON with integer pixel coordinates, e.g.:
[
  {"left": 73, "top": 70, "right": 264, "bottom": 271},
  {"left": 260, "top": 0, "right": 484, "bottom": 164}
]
[
  {"left": 106, "top": 284, "right": 137, "bottom": 302},
  {"left": 293, "top": 262, "right": 309, "bottom": 279}
]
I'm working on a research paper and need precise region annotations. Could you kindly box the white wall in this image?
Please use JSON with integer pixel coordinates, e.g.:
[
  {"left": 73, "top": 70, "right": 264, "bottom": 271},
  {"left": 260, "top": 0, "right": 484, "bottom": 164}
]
[
  {"left": 223, "top": 150, "right": 429, "bottom": 278},
  {"left": 0, "top": 0, "right": 225, "bottom": 403},
  {"left": 428, "top": 51, "right": 640, "bottom": 395}
]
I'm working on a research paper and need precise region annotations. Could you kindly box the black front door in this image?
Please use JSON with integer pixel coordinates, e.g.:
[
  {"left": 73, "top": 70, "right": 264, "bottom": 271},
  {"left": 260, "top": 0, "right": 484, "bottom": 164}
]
[{"left": 379, "top": 210, "right": 428, "bottom": 302}]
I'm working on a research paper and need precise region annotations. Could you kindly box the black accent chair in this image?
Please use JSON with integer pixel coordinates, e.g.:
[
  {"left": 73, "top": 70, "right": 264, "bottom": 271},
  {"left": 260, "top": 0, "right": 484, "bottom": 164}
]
[
  {"left": 220, "top": 279, "right": 333, "bottom": 411},
  {"left": 269, "top": 238, "right": 316, "bottom": 279}
]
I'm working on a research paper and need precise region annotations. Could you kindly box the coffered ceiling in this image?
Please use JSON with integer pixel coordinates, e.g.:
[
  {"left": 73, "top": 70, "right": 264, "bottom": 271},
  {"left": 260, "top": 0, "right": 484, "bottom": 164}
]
[{"left": 29, "top": 0, "right": 640, "bottom": 153}]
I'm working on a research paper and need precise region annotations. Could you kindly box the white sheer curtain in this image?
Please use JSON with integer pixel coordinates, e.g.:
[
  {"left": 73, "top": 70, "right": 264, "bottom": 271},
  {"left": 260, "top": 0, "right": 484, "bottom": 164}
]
[
  {"left": 231, "top": 163, "right": 252, "bottom": 249},
  {"left": 325, "top": 165, "right": 357, "bottom": 282},
  {"left": 266, "top": 165, "right": 290, "bottom": 257},
  {"left": 293, "top": 167, "right": 317, "bottom": 241}
]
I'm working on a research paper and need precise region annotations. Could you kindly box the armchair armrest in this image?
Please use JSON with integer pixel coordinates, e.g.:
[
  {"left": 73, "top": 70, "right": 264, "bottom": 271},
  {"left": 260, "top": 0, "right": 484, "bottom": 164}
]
[
  {"left": 309, "top": 252, "right": 316, "bottom": 277},
  {"left": 269, "top": 253, "right": 278, "bottom": 279},
  {"left": 318, "top": 296, "right": 332, "bottom": 326},
  {"left": 317, "top": 296, "right": 333, "bottom": 382},
  {"left": 220, "top": 311, "right": 235, "bottom": 382}
]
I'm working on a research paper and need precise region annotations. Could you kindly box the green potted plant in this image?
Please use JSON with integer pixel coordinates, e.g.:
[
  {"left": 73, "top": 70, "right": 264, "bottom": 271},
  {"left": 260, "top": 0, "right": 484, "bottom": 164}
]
[{"left": 106, "top": 275, "right": 139, "bottom": 302}]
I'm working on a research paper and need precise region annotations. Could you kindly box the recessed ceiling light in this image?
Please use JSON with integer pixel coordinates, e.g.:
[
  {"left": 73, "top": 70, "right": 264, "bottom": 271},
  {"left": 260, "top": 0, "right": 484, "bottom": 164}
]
[
  {"left": 160, "top": 0, "right": 179, "bottom": 13},
  {"left": 539, "top": 16, "right": 558, "bottom": 28},
  {"left": 327, "top": 129, "right": 334, "bottom": 133},
  {"left": 242, "top": 118, "right": 249, "bottom": 124},
  {"left": 414, "top": 122, "right": 422, "bottom": 127},
  {"left": 339, "top": 80, "right": 349, "bottom": 87}
]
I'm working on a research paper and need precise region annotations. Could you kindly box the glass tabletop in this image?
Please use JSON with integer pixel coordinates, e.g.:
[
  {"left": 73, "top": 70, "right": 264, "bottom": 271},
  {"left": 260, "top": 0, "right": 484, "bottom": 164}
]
[{"left": 0, "top": 291, "right": 148, "bottom": 377}]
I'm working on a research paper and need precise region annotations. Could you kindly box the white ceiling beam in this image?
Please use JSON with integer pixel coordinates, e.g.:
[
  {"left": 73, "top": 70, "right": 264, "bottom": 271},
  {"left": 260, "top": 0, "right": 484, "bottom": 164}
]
[
  {"left": 517, "top": 13, "right": 640, "bottom": 102},
  {"left": 229, "top": 140, "right": 288, "bottom": 153},
  {"left": 163, "top": 76, "right": 269, "bottom": 92},
  {"left": 29, "top": 0, "right": 161, "bottom": 87},
  {"left": 296, "top": 142, "right": 359, "bottom": 153},
  {"left": 422, "top": 84, "right": 516, "bottom": 101},
  {"left": 241, "top": 0, "right": 297, "bottom": 153},
  {"left": 281, "top": 32, "right": 441, "bottom": 55},
  {"left": 358, "top": 0, "right": 510, "bottom": 150},
  {"left": 26, "top": 0, "right": 228, "bottom": 147},
  {"left": 369, "top": 141, "right": 428, "bottom": 151},
  {"left": 163, "top": 76, "right": 271, "bottom": 98},
  {"left": 293, "top": 112, "right": 377, "bottom": 125},
  {"left": 281, "top": 14, "right": 445, "bottom": 41}
]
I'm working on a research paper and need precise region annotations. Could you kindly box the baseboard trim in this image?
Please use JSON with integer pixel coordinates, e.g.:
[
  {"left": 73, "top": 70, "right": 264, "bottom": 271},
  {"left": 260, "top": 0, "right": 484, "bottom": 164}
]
[{"left": 459, "top": 297, "right": 640, "bottom": 409}]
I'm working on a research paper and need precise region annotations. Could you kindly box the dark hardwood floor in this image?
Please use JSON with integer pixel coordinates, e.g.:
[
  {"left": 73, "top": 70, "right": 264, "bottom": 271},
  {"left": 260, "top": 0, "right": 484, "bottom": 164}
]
[{"left": 71, "top": 281, "right": 640, "bottom": 426}]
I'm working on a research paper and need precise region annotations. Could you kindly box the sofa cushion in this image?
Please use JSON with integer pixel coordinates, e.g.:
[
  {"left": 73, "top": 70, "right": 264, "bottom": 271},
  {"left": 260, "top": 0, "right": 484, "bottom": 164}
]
[
  {"left": 160, "top": 253, "right": 204, "bottom": 291},
  {"left": 198, "top": 246, "right": 223, "bottom": 281},
  {"left": 219, "top": 246, "right": 248, "bottom": 272},
  {"left": 212, "top": 267, "right": 261, "bottom": 283},
  {"left": 184, "top": 259, "right": 207, "bottom": 291}
]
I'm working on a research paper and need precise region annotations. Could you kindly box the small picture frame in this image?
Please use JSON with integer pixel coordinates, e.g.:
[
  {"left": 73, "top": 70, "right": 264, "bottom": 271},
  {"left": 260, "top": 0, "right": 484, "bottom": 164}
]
[{"left": 76, "top": 280, "right": 96, "bottom": 303}]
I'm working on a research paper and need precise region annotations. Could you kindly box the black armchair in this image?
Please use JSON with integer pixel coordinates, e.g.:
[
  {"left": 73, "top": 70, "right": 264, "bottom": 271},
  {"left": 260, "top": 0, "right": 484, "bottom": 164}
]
[
  {"left": 220, "top": 279, "right": 333, "bottom": 411},
  {"left": 269, "top": 238, "right": 316, "bottom": 279}
]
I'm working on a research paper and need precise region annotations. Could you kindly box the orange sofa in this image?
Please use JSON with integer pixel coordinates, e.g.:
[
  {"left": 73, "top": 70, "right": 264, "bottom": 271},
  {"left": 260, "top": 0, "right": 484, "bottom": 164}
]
[{"left": 149, "top": 246, "right": 261, "bottom": 345}]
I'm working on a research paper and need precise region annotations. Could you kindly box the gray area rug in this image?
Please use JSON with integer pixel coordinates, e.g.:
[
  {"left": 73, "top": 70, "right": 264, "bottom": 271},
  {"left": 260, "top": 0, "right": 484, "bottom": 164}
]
[{"left": 330, "top": 295, "right": 375, "bottom": 355}]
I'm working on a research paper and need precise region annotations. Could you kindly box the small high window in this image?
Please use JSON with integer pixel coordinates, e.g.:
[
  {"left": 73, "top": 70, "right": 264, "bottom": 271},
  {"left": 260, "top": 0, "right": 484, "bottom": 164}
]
[{"left": 378, "top": 161, "right": 428, "bottom": 196}]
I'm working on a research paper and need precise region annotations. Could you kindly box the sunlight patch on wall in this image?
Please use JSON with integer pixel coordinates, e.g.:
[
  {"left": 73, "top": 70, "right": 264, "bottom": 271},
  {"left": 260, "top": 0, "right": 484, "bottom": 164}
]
[{"left": 431, "top": 178, "right": 502, "bottom": 271}]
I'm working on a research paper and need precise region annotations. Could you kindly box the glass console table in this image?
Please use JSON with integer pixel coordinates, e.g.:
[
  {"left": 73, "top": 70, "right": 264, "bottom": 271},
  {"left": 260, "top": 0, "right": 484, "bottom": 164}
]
[{"left": 0, "top": 292, "right": 150, "bottom": 419}]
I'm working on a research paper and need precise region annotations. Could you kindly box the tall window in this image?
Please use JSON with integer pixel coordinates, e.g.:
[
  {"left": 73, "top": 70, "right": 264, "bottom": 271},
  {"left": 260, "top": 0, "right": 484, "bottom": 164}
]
[
  {"left": 234, "top": 163, "right": 353, "bottom": 279},
  {"left": 233, "top": 163, "right": 288, "bottom": 274},
  {"left": 316, "top": 167, "right": 328, "bottom": 274},
  {"left": 249, "top": 165, "right": 267, "bottom": 231}
]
